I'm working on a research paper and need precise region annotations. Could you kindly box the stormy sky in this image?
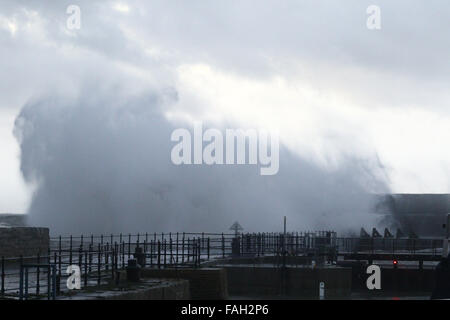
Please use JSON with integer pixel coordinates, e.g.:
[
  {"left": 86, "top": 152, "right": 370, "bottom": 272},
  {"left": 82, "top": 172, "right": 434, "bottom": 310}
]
[{"left": 0, "top": 1, "right": 449, "bottom": 233}]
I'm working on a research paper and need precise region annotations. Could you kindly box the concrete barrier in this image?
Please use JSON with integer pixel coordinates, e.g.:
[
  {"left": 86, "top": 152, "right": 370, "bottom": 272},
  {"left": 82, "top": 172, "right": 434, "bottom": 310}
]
[
  {"left": 61, "top": 279, "right": 190, "bottom": 300},
  {"left": 224, "top": 265, "right": 352, "bottom": 298},
  {"left": 141, "top": 268, "right": 228, "bottom": 299},
  {"left": 0, "top": 227, "right": 49, "bottom": 257}
]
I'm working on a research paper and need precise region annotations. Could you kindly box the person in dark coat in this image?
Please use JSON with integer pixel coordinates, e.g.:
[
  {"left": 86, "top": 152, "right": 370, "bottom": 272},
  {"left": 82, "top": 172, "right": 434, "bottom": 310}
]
[{"left": 431, "top": 254, "right": 450, "bottom": 299}]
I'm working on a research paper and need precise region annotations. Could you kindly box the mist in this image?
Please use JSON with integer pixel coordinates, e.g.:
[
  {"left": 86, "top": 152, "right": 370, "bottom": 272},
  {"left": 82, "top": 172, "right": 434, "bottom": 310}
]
[{"left": 14, "top": 86, "right": 390, "bottom": 236}]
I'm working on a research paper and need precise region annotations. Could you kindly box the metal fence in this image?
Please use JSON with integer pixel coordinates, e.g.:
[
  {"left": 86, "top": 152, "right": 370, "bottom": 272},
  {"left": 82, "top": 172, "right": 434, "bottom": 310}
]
[
  {"left": 0, "top": 230, "right": 444, "bottom": 300},
  {"left": 336, "top": 237, "right": 443, "bottom": 255}
]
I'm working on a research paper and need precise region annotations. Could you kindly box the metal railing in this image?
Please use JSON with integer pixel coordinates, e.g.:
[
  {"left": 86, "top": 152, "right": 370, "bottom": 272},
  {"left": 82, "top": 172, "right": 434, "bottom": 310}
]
[{"left": 1, "top": 230, "right": 443, "bottom": 299}]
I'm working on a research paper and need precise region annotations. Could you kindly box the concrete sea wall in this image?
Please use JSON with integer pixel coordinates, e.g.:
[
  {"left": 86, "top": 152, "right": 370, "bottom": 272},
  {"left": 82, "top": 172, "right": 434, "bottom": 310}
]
[
  {"left": 224, "top": 265, "right": 352, "bottom": 298},
  {"left": 141, "top": 268, "right": 228, "bottom": 299},
  {"left": 0, "top": 227, "right": 49, "bottom": 257}
]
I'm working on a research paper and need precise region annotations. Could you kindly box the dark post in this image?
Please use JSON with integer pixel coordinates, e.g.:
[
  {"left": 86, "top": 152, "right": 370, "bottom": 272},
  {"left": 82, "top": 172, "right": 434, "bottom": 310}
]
[
  {"left": 57, "top": 250, "right": 61, "bottom": 294},
  {"left": 51, "top": 265, "right": 56, "bottom": 300},
  {"left": 202, "top": 232, "right": 205, "bottom": 251},
  {"left": 69, "top": 235, "right": 73, "bottom": 265},
  {"left": 187, "top": 238, "right": 190, "bottom": 262},
  {"left": 176, "top": 232, "right": 179, "bottom": 265},
  {"left": 222, "top": 233, "right": 225, "bottom": 258},
  {"left": 157, "top": 241, "right": 161, "bottom": 269},
  {"left": 24, "top": 266, "right": 29, "bottom": 300},
  {"left": 1, "top": 256, "right": 4, "bottom": 296},
  {"left": 198, "top": 238, "right": 201, "bottom": 267},
  {"left": 105, "top": 243, "right": 109, "bottom": 271},
  {"left": 58, "top": 235, "right": 62, "bottom": 258},
  {"left": 163, "top": 239, "right": 167, "bottom": 267},
  {"left": 182, "top": 233, "right": 185, "bottom": 263},
  {"left": 53, "top": 252, "right": 59, "bottom": 294},
  {"left": 207, "top": 238, "right": 210, "bottom": 260},
  {"left": 46, "top": 265, "right": 50, "bottom": 300},
  {"left": 89, "top": 244, "right": 93, "bottom": 273},
  {"left": 19, "top": 262, "right": 24, "bottom": 300},
  {"left": 169, "top": 233, "right": 172, "bottom": 265},
  {"left": 111, "top": 246, "right": 115, "bottom": 279},
  {"left": 150, "top": 240, "right": 153, "bottom": 267},
  {"left": 97, "top": 244, "right": 101, "bottom": 286},
  {"left": 128, "top": 234, "right": 131, "bottom": 259},
  {"left": 84, "top": 251, "right": 88, "bottom": 287},
  {"left": 78, "top": 246, "right": 82, "bottom": 272},
  {"left": 114, "top": 242, "right": 118, "bottom": 272},
  {"left": 121, "top": 241, "right": 125, "bottom": 268},
  {"left": 143, "top": 239, "right": 147, "bottom": 264}
]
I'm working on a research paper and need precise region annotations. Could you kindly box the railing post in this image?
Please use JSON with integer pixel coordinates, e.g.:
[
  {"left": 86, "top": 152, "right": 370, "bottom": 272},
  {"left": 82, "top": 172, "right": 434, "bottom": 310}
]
[
  {"left": 182, "top": 233, "right": 185, "bottom": 263},
  {"left": 187, "top": 238, "right": 190, "bottom": 262},
  {"left": 163, "top": 239, "right": 167, "bottom": 267},
  {"left": 51, "top": 265, "right": 56, "bottom": 300},
  {"left": 128, "top": 234, "right": 131, "bottom": 259},
  {"left": 53, "top": 252, "right": 58, "bottom": 294},
  {"left": 121, "top": 241, "right": 125, "bottom": 268},
  {"left": 157, "top": 241, "right": 161, "bottom": 269},
  {"left": 198, "top": 238, "right": 201, "bottom": 267},
  {"left": 114, "top": 242, "right": 118, "bottom": 273},
  {"left": 69, "top": 235, "right": 73, "bottom": 266},
  {"left": 1, "top": 256, "right": 5, "bottom": 296},
  {"left": 47, "top": 265, "right": 51, "bottom": 300},
  {"left": 78, "top": 246, "right": 82, "bottom": 271},
  {"left": 111, "top": 246, "right": 115, "bottom": 280},
  {"left": 169, "top": 233, "right": 173, "bottom": 265},
  {"left": 89, "top": 244, "right": 93, "bottom": 273},
  {"left": 222, "top": 233, "right": 225, "bottom": 258},
  {"left": 25, "top": 261, "right": 29, "bottom": 300},
  {"left": 84, "top": 251, "right": 88, "bottom": 288},
  {"left": 57, "top": 250, "right": 61, "bottom": 294},
  {"left": 97, "top": 244, "right": 102, "bottom": 286},
  {"left": 176, "top": 232, "right": 179, "bottom": 265},
  {"left": 150, "top": 240, "right": 153, "bottom": 267},
  {"left": 19, "top": 260, "right": 24, "bottom": 300},
  {"left": 105, "top": 243, "right": 109, "bottom": 271},
  {"left": 207, "top": 238, "right": 210, "bottom": 260}
]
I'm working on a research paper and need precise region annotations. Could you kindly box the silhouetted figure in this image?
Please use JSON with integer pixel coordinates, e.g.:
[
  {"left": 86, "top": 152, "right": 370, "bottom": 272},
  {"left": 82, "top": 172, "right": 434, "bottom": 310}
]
[
  {"left": 384, "top": 228, "right": 393, "bottom": 238},
  {"left": 372, "top": 228, "right": 382, "bottom": 238},
  {"left": 431, "top": 254, "right": 450, "bottom": 299}
]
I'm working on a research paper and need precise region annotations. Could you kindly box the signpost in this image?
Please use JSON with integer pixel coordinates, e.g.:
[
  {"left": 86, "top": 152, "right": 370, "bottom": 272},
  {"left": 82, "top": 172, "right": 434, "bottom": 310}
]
[{"left": 229, "top": 221, "right": 243, "bottom": 237}]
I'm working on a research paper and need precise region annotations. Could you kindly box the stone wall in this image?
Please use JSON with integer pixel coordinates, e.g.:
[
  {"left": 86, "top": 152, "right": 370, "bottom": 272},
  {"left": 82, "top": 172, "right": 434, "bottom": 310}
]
[{"left": 0, "top": 227, "right": 49, "bottom": 258}]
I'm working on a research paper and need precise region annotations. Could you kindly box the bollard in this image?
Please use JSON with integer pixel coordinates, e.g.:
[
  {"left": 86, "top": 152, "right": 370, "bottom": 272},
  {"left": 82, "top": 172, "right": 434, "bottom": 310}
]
[
  {"left": 319, "top": 282, "right": 325, "bottom": 300},
  {"left": 126, "top": 259, "right": 141, "bottom": 282},
  {"left": 134, "top": 247, "right": 146, "bottom": 267}
]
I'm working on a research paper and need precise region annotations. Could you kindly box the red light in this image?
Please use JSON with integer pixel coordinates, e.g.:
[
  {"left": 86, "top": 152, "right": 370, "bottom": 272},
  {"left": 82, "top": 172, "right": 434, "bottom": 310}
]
[{"left": 393, "top": 260, "right": 398, "bottom": 265}]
